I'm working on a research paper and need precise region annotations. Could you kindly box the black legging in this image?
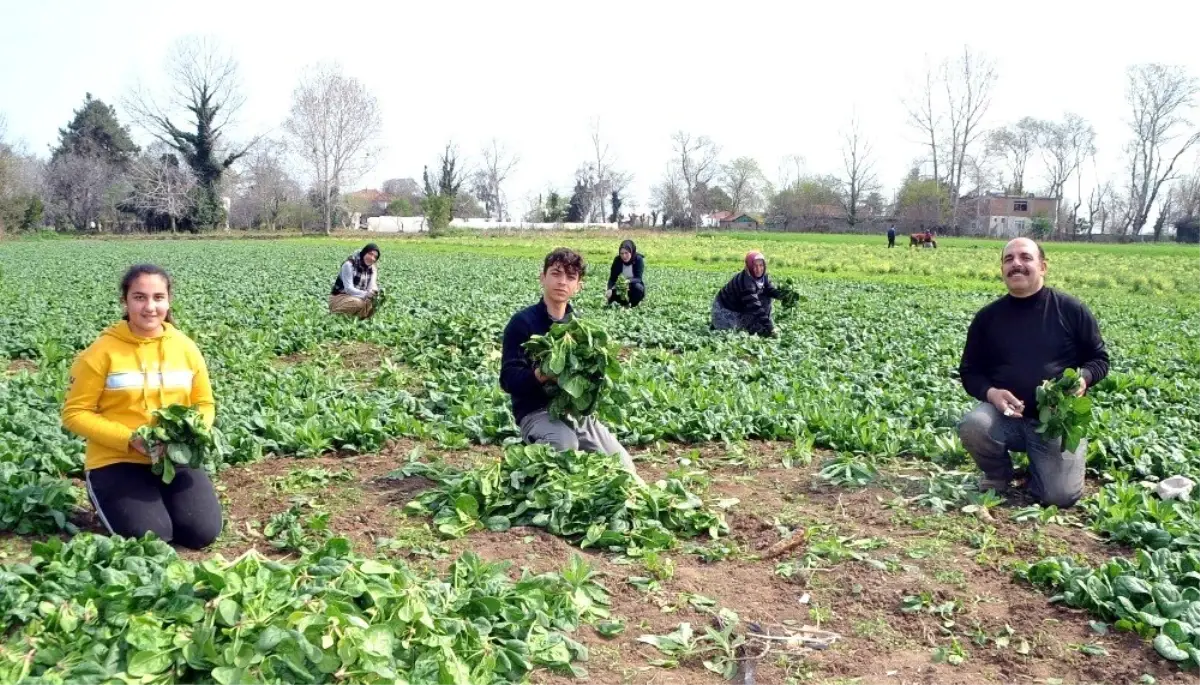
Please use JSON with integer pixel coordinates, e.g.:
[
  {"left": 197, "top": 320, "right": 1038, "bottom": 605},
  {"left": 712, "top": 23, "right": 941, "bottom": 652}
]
[
  {"left": 607, "top": 281, "right": 646, "bottom": 307},
  {"left": 85, "top": 462, "right": 223, "bottom": 549}
]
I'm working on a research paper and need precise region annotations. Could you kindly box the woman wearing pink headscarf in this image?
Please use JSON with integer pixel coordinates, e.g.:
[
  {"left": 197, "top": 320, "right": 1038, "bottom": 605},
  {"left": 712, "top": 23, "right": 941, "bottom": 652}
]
[{"left": 711, "top": 251, "right": 783, "bottom": 337}]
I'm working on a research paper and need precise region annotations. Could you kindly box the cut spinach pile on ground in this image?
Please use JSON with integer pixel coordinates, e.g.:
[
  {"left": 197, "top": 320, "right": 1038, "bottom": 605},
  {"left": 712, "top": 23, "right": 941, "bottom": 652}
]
[
  {"left": 0, "top": 533, "right": 607, "bottom": 683},
  {"left": 522, "top": 318, "right": 626, "bottom": 420},
  {"left": 1035, "top": 368, "right": 1092, "bottom": 453},
  {"left": 394, "top": 444, "right": 727, "bottom": 553},
  {"left": 1016, "top": 548, "right": 1200, "bottom": 668},
  {"left": 135, "top": 404, "right": 220, "bottom": 484}
]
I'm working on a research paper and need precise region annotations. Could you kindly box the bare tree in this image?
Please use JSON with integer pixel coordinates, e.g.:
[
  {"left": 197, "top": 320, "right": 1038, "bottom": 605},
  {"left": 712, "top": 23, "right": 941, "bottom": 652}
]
[
  {"left": 1170, "top": 166, "right": 1200, "bottom": 221},
  {"left": 1036, "top": 113, "right": 1097, "bottom": 202},
  {"left": 944, "top": 47, "right": 997, "bottom": 229},
  {"left": 904, "top": 47, "right": 997, "bottom": 228},
  {"left": 671, "top": 131, "right": 720, "bottom": 226},
  {"left": 474, "top": 139, "right": 519, "bottom": 220},
  {"left": 1086, "top": 179, "right": 1116, "bottom": 236},
  {"left": 838, "top": 115, "right": 880, "bottom": 226},
  {"left": 126, "top": 36, "right": 257, "bottom": 227},
  {"left": 44, "top": 153, "right": 115, "bottom": 230},
  {"left": 586, "top": 118, "right": 631, "bottom": 223},
  {"left": 381, "top": 178, "right": 420, "bottom": 198},
  {"left": 774, "top": 154, "right": 806, "bottom": 191},
  {"left": 651, "top": 169, "right": 687, "bottom": 227},
  {"left": 233, "top": 138, "right": 299, "bottom": 229},
  {"left": 904, "top": 57, "right": 943, "bottom": 186},
  {"left": 721, "top": 157, "right": 765, "bottom": 214},
  {"left": 284, "top": 62, "right": 382, "bottom": 234},
  {"left": 1122, "top": 63, "right": 1200, "bottom": 236},
  {"left": 127, "top": 145, "right": 197, "bottom": 232},
  {"left": 986, "top": 117, "right": 1040, "bottom": 194}
]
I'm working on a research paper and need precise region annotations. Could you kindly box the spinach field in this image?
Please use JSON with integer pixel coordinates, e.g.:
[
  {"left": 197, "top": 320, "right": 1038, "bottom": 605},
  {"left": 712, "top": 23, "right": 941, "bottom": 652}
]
[{"left": 1, "top": 234, "right": 1198, "bottom": 684}]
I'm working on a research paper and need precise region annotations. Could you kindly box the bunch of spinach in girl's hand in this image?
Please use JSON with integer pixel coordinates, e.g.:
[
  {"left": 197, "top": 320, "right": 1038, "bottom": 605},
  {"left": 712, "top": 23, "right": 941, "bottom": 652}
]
[
  {"left": 1035, "top": 368, "right": 1092, "bottom": 453},
  {"left": 135, "top": 404, "right": 218, "bottom": 484},
  {"left": 523, "top": 317, "right": 626, "bottom": 420},
  {"left": 612, "top": 278, "right": 631, "bottom": 306}
]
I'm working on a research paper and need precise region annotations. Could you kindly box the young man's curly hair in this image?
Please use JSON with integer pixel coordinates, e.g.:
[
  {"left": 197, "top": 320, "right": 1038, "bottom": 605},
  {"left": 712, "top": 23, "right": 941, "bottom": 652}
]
[{"left": 542, "top": 247, "right": 587, "bottom": 279}]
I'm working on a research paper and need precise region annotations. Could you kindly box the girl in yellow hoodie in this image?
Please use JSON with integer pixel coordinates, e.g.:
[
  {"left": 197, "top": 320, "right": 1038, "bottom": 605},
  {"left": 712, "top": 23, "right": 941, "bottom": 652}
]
[{"left": 62, "top": 264, "right": 222, "bottom": 549}]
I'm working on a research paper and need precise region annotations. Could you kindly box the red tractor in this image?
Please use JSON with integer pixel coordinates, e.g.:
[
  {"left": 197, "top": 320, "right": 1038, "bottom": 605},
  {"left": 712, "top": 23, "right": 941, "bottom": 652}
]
[{"left": 909, "top": 231, "right": 937, "bottom": 248}]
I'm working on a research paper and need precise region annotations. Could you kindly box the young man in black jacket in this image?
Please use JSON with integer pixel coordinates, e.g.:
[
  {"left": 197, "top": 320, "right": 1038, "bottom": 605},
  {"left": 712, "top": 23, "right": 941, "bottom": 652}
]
[
  {"left": 500, "top": 248, "right": 638, "bottom": 474},
  {"left": 711, "top": 251, "right": 782, "bottom": 337},
  {"left": 605, "top": 239, "right": 646, "bottom": 307},
  {"left": 957, "top": 238, "right": 1109, "bottom": 508}
]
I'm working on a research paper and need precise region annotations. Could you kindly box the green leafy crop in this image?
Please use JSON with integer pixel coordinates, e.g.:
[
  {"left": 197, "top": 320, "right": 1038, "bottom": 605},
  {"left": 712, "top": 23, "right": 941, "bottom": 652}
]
[
  {"left": 396, "top": 443, "right": 727, "bottom": 553},
  {"left": 1017, "top": 548, "right": 1200, "bottom": 668},
  {"left": 135, "top": 404, "right": 220, "bottom": 484},
  {"left": 523, "top": 318, "right": 625, "bottom": 420},
  {"left": 1035, "top": 368, "right": 1092, "bottom": 453},
  {"left": 0, "top": 533, "right": 607, "bottom": 683}
]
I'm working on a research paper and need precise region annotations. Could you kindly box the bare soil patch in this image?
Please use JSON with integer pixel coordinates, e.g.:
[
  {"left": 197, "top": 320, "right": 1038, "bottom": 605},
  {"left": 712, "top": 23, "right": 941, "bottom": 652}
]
[{"left": 4, "top": 359, "right": 38, "bottom": 375}]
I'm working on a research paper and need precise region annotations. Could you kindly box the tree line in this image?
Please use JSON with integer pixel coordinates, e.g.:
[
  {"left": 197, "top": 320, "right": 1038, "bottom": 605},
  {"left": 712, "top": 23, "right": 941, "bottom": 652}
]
[{"left": 0, "top": 39, "right": 1197, "bottom": 241}]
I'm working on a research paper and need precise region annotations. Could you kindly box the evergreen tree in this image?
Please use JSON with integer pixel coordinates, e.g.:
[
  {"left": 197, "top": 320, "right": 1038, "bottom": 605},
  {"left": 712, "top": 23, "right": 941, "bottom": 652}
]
[
  {"left": 609, "top": 189, "right": 623, "bottom": 223},
  {"left": 52, "top": 93, "right": 138, "bottom": 168},
  {"left": 565, "top": 182, "right": 588, "bottom": 222}
]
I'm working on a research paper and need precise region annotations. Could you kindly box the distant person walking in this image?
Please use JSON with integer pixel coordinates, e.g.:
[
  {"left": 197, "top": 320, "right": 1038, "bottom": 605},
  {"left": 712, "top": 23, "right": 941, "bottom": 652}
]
[
  {"left": 887, "top": 225, "right": 896, "bottom": 248},
  {"left": 606, "top": 239, "right": 646, "bottom": 307},
  {"left": 329, "top": 243, "right": 381, "bottom": 320}
]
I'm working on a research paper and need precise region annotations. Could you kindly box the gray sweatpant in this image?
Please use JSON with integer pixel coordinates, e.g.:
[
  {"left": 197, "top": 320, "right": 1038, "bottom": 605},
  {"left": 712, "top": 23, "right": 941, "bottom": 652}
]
[
  {"left": 957, "top": 402, "right": 1085, "bottom": 508},
  {"left": 519, "top": 409, "right": 639, "bottom": 476}
]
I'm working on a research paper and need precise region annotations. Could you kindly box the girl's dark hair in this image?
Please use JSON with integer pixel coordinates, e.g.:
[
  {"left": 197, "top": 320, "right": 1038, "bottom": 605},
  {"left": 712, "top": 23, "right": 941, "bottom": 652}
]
[{"left": 120, "top": 264, "right": 176, "bottom": 325}]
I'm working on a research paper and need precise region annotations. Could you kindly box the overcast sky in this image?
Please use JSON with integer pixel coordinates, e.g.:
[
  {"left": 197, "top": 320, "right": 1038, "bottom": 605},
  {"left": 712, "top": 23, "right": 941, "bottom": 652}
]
[{"left": 3, "top": 0, "right": 1198, "bottom": 214}]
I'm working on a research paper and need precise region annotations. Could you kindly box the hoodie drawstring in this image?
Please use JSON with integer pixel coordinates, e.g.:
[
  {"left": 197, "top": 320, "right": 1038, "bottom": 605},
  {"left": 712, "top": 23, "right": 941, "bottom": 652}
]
[{"left": 157, "top": 336, "right": 166, "bottom": 409}]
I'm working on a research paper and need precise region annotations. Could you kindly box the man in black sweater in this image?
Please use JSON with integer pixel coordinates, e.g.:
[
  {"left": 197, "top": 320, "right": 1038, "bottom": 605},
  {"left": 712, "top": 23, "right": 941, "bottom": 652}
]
[
  {"left": 500, "top": 248, "right": 637, "bottom": 474},
  {"left": 957, "top": 238, "right": 1109, "bottom": 508}
]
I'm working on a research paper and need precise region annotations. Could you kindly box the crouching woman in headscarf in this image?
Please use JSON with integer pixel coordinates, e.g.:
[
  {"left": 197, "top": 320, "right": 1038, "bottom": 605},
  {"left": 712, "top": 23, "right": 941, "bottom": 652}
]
[
  {"left": 605, "top": 239, "right": 646, "bottom": 307},
  {"left": 711, "top": 251, "right": 782, "bottom": 337},
  {"left": 329, "top": 243, "right": 381, "bottom": 320}
]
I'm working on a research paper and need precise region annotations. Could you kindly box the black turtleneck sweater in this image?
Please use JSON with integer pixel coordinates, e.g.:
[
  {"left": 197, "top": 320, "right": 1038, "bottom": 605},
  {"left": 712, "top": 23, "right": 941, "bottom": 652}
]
[{"left": 958, "top": 286, "right": 1110, "bottom": 415}]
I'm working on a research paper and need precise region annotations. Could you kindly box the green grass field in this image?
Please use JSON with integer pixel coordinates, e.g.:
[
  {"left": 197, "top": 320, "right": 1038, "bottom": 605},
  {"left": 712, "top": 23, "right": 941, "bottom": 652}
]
[{"left": 1, "top": 233, "right": 1198, "bottom": 684}]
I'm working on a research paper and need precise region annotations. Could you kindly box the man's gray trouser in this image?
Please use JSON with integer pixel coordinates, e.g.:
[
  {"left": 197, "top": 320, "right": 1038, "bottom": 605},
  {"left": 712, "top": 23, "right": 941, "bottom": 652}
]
[
  {"left": 519, "top": 409, "right": 638, "bottom": 474},
  {"left": 957, "top": 402, "right": 1085, "bottom": 508}
]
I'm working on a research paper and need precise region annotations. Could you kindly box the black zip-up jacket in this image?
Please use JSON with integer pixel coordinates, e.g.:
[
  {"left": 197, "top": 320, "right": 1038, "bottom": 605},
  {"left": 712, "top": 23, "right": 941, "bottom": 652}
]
[
  {"left": 959, "top": 286, "right": 1109, "bottom": 415},
  {"left": 607, "top": 254, "right": 645, "bottom": 289},
  {"left": 716, "top": 270, "right": 780, "bottom": 335},
  {"left": 500, "top": 299, "right": 573, "bottom": 423}
]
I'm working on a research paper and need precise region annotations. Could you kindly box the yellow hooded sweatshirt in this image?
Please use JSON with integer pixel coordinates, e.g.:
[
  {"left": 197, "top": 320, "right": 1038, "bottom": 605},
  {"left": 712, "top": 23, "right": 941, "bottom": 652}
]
[{"left": 62, "top": 321, "right": 215, "bottom": 471}]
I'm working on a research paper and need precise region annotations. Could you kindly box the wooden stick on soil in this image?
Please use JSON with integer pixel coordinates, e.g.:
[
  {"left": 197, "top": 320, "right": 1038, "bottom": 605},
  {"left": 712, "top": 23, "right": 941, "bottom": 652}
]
[{"left": 762, "top": 529, "right": 807, "bottom": 560}]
